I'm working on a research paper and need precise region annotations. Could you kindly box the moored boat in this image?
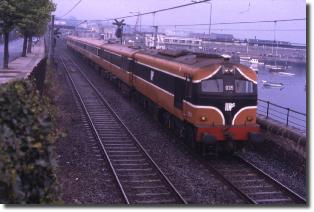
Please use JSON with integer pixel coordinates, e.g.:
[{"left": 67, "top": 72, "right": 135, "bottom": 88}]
[
  {"left": 250, "top": 58, "right": 259, "bottom": 64},
  {"left": 267, "top": 65, "right": 286, "bottom": 72},
  {"left": 277, "top": 72, "right": 295, "bottom": 76},
  {"left": 262, "top": 80, "right": 284, "bottom": 88}
]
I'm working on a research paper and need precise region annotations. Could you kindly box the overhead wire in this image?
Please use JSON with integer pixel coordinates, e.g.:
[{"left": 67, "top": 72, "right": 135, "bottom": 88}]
[
  {"left": 100, "top": 0, "right": 210, "bottom": 22},
  {"left": 157, "top": 27, "right": 306, "bottom": 32},
  {"left": 155, "top": 18, "right": 306, "bottom": 27},
  {"left": 60, "top": 0, "right": 83, "bottom": 18},
  {"left": 56, "top": 17, "right": 306, "bottom": 27},
  {"left": 57, "top": 0, "right": 210, "bottom": 21}
]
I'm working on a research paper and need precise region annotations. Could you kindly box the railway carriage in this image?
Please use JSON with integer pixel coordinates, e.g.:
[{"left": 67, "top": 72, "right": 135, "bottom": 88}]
[{"left": 66, "top": 36, "right": 262, "bottom": 153}]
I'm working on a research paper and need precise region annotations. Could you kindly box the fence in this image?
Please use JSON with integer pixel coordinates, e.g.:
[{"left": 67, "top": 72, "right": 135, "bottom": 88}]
[
  {"left": 257, "top": 99, "right": 306, "bottom": 133},
  {"left": 29, "top": 57, "right": 47, "bottom": 96}
]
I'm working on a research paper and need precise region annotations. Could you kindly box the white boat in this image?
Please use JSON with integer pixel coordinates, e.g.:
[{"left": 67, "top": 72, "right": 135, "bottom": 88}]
[
  {"left": 221, "top": 54, "right": 231, "bottom": 59},
  {"left": 277, "top": 72, "right": 295, "bottom": 76},
  {"left": 267, "top": 65, "right": 286, "bottom": 72},
  {"left": 250, "top": 58, "right": 259, "bottom": 64},
  {"left": 262, "top": 80, "right": 284, "bottom": 88}
]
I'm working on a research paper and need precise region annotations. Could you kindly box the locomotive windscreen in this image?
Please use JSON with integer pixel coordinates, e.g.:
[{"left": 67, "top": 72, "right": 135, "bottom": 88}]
[
  {"left": 201, "top": 79, "right": 223, "bottom": 93},
  {"left": 235, "top": 80, "right": 254, "bottom": 93}
]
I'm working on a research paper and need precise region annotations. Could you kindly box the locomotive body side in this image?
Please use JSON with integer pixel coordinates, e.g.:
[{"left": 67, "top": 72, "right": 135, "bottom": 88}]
[{"left": 67, "top": 36, "right": 137, "bottom": 86}]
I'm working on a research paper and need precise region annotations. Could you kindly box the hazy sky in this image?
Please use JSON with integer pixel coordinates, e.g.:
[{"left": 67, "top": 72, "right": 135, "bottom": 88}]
[{"left": 52, "top": 0, "right": 306, "bottom": 44}]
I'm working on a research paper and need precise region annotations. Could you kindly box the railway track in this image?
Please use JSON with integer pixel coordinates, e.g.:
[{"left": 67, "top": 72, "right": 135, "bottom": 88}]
[
  {"left": 206, "top": 155, "right": 306, "bottom": 205},
  {"left": 59, "top": 55, "right": 187, "bottom": 204}
]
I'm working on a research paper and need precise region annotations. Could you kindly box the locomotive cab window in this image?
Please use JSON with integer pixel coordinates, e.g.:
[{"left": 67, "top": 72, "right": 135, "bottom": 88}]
[
  {"left": 201, "top": 79, "right": 223, "bottom": 93},
  {"left": 235, "top": 80, "right": 254, "bottom": 93}
]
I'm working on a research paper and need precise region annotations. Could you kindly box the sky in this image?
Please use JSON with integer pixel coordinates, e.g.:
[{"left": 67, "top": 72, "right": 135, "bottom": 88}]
[{"left": 52, "top": 0, "right": 307, "bottom": 44}]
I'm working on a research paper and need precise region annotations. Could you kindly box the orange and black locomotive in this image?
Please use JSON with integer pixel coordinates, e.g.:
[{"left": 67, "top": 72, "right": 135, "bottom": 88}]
[{"left": 66, "top": 36, "right": 263, "bottom": 152}]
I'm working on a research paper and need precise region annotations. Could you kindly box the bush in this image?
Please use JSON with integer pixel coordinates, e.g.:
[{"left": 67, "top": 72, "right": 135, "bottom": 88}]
[{"left": 0, "top": 80, "right": 59, "bottom": 204}]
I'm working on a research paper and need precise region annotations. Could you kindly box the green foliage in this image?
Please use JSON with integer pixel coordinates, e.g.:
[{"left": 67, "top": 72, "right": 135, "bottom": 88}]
[
  {"left": 0, "top": 80, "right": 59, "bottom": 204},
  {"left": 0, "top": 0, "right": 20, "bottom": 33},
  {"left": 17, "top": 0, "right": 56, "bottom": 37},
  {"left": 0, "top": 0, "right": 54, "bottom": 34},
  {"left": 1, "top": 0, "right": 56, "bottom": 66}
]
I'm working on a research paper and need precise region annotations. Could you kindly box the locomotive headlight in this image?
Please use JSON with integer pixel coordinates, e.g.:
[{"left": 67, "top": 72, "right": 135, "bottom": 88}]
[
  {"left": 246, "top": 116, "right": 253, "bottom": 122},
  {"left": 222, "top": 66, "right": 235, "bottom": 74},
  {"left": 200, "top": 116, "right": 207, "bottom": 121}
]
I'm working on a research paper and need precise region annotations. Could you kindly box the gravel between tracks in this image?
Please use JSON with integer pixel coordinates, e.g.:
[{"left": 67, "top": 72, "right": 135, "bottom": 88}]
[{"left": 53, "top": 46, "right": 124, "bottom": 204}]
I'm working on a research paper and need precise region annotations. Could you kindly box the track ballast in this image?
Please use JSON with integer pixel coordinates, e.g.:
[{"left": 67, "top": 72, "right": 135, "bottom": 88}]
[{"left": 59, "top": 55, "right": 187, "bottom": 204}]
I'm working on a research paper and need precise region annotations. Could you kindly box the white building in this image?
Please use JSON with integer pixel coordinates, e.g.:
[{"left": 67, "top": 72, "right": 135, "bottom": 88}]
[
  {"left": 144, "top": 34, "right": 166, "bottom": 49},
  {"left": 143, "top": 34, "right": 203, "bottom": 51},
  {"left": 100, "top": 26, "right": 116, "bottom": 41}
]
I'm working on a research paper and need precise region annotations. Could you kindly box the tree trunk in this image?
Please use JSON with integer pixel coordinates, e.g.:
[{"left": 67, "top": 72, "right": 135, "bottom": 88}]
[
  {"left": 22, "top": 35, "right": 28, "bottom": 57},
  {"left": 3, "top": 32, "right": 9, "bottom": 69},
  {"left": 27, "top": 36, "right": 32, "bottom": 53}
]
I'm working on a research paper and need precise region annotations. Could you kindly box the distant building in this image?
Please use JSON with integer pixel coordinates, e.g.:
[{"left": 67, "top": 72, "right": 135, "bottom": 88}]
[
  {"left": 100, "top": 25, "right": 116, "bottom": 40},
  {"left": 247, "top": 38, "right": 292, "bottom": 48},
  {"left": 144, "top": 34, "right": 166, "bottom": 49},
  {"left": 210, "top": 33, "right": 234, "bottom": 42},
  {"left": 163, "top": 36, "right": 202, "bottom": 51},
  {"left": 123, "top": 33, "right": 146, "bottom": 48},
  {"left": 189, "top": 32, "right": 209, "bottom": 40},
  {"left": 140, "top": 34, "right": 202, "bottom": 51},
  {"left": 55, "top": 20, "right": 66, "bottom": 26},
  {"left": 190, "top": 32, "right": 234, "bottom": 42}
]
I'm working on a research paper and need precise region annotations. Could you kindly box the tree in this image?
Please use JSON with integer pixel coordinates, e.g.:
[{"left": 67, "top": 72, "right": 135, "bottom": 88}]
[
  {"left": 17, "top": 0, "right": 32, "bottom": 57},
  {"left": 27, "top": 0, "right": 55, "bottom": 54},
  {"left": 0, "top": 0, "right": 55, "bottom": 67},
  {"left": 17, "top": 0, "right": 55, "bottom": 56},
  {"left": 0, "top": 0, "right": 21, "bottom": 69}
]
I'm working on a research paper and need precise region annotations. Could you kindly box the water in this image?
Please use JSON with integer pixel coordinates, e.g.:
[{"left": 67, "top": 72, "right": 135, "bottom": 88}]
[{"left": 256, "top": 66, "right": 306, "bottom": 114}]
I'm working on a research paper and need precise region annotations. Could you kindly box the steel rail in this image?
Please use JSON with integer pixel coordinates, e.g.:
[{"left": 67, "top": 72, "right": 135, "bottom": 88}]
[
  {"left": 67, "top": 54, "right": 187, "bottom": 204},
  {"left": 60, "top": 53, "right": 187, "bottom": 204},
  {"left": 206, "top": 155, "right": 306, "bottom": 205},
  {"left": 235, "top": 156, "right": 306, "bottom": 204},
  {"left": 205, "top": 162, "right": 257, "bottom": 204},
  {"left": 60, "top": 55, "right": 130, "bottom": 204}
]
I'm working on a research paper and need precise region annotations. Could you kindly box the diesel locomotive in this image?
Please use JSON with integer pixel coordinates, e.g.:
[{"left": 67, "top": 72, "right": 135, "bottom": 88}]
[{"left": 66, "top": 36, "right": 262, "bottom": 153}]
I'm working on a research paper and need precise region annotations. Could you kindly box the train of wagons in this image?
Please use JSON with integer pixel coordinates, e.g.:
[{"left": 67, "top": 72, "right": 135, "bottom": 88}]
[{"left": 66, "top": 36, "right": 263, "bottom": 153}]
